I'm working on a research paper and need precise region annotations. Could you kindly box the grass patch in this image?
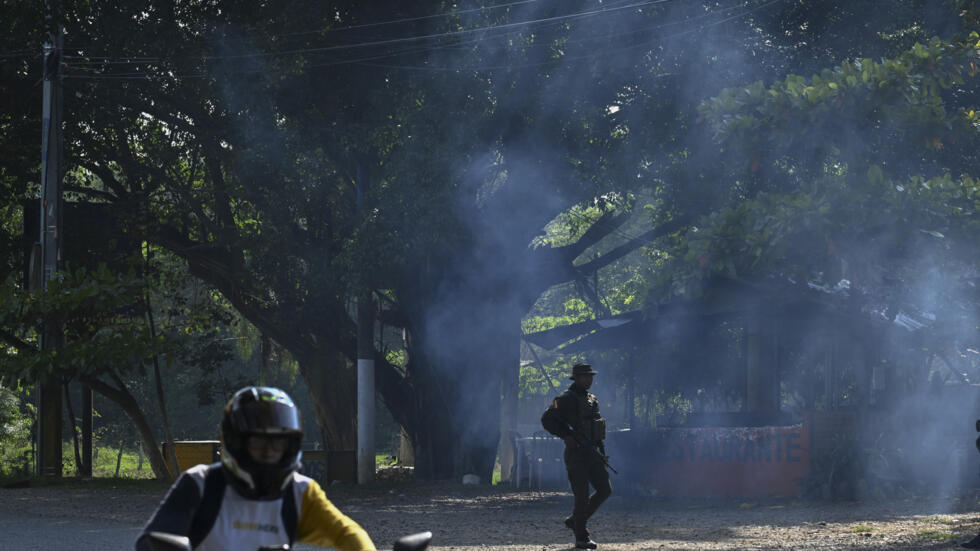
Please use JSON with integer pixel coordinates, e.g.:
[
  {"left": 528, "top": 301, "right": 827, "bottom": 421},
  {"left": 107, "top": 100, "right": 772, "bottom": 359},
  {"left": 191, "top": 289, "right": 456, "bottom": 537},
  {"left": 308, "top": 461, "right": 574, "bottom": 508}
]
[
  {"left": 916, "top": 530, "right": 958, "bottom": 541},
  {"left": 62, "top": 442, "right": 156, "bottom": 479},
  {"left": 922, "top": 515, "right": 955, "bottom": 524},
  {"left": 2, "top": 441, "right": 164, "bottom": 482},
  {"left": 852, "top": 524, "right": 873, "bottom": 533}
]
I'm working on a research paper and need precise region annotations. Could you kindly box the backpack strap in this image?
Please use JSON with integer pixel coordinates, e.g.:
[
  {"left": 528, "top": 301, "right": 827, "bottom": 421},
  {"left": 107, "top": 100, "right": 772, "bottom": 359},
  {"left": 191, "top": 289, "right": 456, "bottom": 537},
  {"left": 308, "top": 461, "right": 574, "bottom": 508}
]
[
  {"left": 281, "top": 478, "right": 298, "bottom": 546},
  {"left": 188, "top": 463, "right": 226, "bottom": 548}
]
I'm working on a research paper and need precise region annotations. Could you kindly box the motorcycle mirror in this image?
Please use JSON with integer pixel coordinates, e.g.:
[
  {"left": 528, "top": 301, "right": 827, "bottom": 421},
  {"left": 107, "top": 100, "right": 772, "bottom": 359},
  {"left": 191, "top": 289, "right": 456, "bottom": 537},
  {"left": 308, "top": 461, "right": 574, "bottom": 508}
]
[
  {"left": 146, "top": 532, "right": 191, "bottom": 551},
  {"left": 393, "top": 531, "right": 433, "bottom": 551}
]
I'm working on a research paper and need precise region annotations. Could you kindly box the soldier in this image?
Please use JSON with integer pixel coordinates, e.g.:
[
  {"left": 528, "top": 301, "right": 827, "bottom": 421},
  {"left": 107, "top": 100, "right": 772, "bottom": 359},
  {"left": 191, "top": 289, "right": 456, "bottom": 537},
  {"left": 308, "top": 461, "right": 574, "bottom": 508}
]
[
  {"left": 541, "top": 363, "right": 612, "bottom": 550},
  {"left": 962, "top": 420, "right": 980, "bottom": 549}
]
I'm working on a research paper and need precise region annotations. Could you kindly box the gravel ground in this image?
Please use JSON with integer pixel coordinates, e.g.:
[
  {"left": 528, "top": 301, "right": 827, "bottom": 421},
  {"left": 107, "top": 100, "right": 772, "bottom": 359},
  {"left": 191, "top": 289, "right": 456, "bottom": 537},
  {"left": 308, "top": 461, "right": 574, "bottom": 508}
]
[{"left": 4, "top": 481, "right": 980, "bottom": 550}]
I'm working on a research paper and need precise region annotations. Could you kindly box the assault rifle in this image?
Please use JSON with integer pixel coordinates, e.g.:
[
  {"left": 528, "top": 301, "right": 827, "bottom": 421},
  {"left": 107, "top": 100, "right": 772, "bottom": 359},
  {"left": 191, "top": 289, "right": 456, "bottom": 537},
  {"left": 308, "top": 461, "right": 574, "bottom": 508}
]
[{"left": 567, "top": 426, "right": 618, "bottom": 475}]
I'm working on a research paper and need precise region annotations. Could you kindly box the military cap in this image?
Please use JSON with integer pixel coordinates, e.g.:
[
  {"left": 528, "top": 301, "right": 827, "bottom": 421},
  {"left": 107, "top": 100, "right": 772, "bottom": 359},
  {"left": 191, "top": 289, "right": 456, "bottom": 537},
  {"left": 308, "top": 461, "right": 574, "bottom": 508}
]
[{"left": 569, "top": 363, "right": 598, "bottom": 380}]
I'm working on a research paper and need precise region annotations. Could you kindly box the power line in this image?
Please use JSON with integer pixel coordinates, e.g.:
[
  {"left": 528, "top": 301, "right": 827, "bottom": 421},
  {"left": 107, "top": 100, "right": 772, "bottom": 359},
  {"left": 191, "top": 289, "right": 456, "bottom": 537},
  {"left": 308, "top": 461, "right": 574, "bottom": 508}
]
[
  {"left": 60, "top": 0, "right": 775, "bottom": 81},
  {"left": 203, "top": 0, "right": 671, "bottom": 61},
  {"left": 358, "top": 0, "right": 785, "bottom": 72},
  {"left": 233, "top": 0, "right": 765, "bottom": 76},
  {"left": 62, "top": 0, "right": 549, "bottom": 58},
  {"left": 59, "top": 0, "right": 664, "bottom": 79},
  {"left": 276, "top": 0, "right": 546, "bottom": 37},
  {"left": 62, "top": 38, "right": 453, "bottom": 80},
  {"left": 62, "top": 0, "right": 671, "bottom": 66}
]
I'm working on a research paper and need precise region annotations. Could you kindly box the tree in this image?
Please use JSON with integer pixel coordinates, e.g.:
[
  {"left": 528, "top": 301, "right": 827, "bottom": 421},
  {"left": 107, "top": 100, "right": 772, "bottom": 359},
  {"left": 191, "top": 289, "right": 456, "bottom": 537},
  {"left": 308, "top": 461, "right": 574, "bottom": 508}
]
[
  {"left": 0, "top": 265, "right": 170, "bottom": 478},
  {"left": 0, "top": 251, "right": 238, "bottom": 480},
  {"left": 687, "top": 33, "right": 980, "bottom": 297},
  {"left": 638, "top": 30, "right": 980, "bottom": 405},
  {"left": 3, "top": 0, "right": 969, "bottom": 481}
]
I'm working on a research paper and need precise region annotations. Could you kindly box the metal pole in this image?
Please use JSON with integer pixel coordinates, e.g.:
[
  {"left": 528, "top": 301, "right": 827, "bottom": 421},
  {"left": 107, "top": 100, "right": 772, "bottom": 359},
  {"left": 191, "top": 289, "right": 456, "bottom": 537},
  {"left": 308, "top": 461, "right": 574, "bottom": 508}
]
[{"left": 38, "top": 0, "right": 64, "bottom": 478}]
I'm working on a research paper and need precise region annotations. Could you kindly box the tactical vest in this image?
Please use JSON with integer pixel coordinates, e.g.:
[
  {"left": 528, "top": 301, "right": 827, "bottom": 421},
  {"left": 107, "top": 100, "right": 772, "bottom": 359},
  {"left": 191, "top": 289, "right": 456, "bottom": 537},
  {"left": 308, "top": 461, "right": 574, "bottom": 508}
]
[{"left": 563, "top": 389, "right": 606, "bottom": 443}]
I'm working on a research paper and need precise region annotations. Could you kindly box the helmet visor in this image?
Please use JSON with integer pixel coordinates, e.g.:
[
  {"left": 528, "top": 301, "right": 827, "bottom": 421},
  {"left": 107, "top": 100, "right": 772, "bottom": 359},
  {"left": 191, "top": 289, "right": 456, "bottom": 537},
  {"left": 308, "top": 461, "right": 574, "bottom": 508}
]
[
  {"left": 229, "top": 394, "right": 302, "bottom": 435},
  {"left": 232, "top": 404, "right": 301, "bottom": 434}
]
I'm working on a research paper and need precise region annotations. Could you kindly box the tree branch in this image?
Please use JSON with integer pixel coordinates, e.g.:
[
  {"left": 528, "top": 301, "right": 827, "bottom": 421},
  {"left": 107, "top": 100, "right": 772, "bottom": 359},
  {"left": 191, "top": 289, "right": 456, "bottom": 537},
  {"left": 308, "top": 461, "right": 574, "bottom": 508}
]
[
  {"left": 575, "top": 214, "right": 694, "bottom": 275},
  {"left": 568, "top": 210, "right": 631, "bottom": 259}
]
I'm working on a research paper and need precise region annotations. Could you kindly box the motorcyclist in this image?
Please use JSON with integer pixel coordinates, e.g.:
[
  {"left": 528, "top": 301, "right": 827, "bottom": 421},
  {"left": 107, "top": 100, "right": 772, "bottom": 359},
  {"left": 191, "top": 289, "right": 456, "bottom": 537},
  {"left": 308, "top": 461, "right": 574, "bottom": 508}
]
[{"left": 135, "top": 386, "right": 376, "bottom": 551}]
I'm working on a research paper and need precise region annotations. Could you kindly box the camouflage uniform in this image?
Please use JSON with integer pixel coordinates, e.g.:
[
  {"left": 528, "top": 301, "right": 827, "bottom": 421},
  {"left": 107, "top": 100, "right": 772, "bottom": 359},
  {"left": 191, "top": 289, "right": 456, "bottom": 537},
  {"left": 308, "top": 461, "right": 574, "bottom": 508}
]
[{"left": 541, "top": 375, "right": 612, "bottom": 545}]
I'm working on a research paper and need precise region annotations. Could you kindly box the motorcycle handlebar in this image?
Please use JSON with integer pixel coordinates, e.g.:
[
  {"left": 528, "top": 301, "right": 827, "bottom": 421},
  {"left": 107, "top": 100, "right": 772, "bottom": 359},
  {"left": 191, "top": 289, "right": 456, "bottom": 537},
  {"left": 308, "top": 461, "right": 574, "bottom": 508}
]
[
  {"left": 146, "top": 530, "right": 433, "bottom": 551},
  {"left": 394, "top": 531, "right": 433, "bottom": 551}
]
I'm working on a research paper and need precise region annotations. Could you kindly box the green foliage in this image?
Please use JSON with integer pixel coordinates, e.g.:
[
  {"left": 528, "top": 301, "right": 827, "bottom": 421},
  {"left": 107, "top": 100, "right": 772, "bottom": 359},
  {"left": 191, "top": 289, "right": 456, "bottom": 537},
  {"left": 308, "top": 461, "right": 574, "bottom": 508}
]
[
  {"left": 0, "top": 383, "right": 33, "bottom": 479},
  {"left": 634, "top": 391, "right": 693, "bottom": 427},
  {"left": 376, "top": 454, "right": 398, "bottom": 467},
  {"left": 699, "top": 37, "right": 978, "bottom": 168},
  {"left": 532, "top": 195, "right": 632, "bottom": 249},
  {"left": 0, "top": 250, "right": 238, "bottom": 382},
  {"left": 385, "top": 349, "right": 408, "bottom": 369},
  {"left": 0, "top": 246, "right": 247, "bottom": 462},
  {"left": 519, "top": 356, "right": 580, "bottom": 397},
  {"left": 653, "top": 170, "right": 978, "bottom": 301},
  {"left": 0, "top": 265, "right": 166, "bottom": 379},
  {"left": 652, "top": 34, "right": 980, "bottom": 302},
  {"left": 915, "top": 530, "right": 958, "bottom": 541},
  {"left": 522, "top": 298, "right": 595, "bottom": 335}
]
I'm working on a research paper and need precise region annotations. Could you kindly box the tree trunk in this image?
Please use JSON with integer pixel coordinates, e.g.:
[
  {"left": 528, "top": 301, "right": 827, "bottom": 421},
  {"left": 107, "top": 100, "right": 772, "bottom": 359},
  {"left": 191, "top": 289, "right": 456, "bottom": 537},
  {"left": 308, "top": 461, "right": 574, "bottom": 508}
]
[
  {"left": 401, "top": 295, "right": 522, "bottom": 483},
  {"left": 115, "top": 439, "right": 124, "bottom": 477},
  {"left": 145, "top": 271, "right": 179, "bottom": 479},
  {"left": 63, "top": 378, "right": 84, "bottom": 476},
  {"left": 298, "top": 346, "right": 357, "bottom": 451},
  {"left": 80, "top": 373, "right": 173, "bottom": 480},
  {"left": 499, "top": 348, "right": 519, "bottom": 483},
  {"left": 152, "top": 358, "right": 179, "bottom": 477},
  {"left": 405, "top": 352, "right": 463, "bottom": 480},
  {"left": 260, "top": 333, "right": 272, "bottom": 386}
]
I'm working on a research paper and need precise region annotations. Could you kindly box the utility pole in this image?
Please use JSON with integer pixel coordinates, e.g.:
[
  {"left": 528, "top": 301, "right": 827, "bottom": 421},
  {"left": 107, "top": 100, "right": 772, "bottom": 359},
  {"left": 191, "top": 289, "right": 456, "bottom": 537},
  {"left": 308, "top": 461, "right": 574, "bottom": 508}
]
[
  {"left": 38, "top": 0, "right": 64, "bottom": 478},
  {"left": 355, "top": 164, "right": 375, "bottom": 484}
]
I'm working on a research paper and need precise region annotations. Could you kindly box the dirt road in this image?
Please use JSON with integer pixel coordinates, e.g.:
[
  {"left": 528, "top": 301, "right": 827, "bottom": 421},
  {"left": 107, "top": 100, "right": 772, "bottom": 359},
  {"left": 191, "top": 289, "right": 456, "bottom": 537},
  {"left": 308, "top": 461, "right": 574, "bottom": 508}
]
[{"left": 4, "top": 481, "right": 980, "bottom": 550}]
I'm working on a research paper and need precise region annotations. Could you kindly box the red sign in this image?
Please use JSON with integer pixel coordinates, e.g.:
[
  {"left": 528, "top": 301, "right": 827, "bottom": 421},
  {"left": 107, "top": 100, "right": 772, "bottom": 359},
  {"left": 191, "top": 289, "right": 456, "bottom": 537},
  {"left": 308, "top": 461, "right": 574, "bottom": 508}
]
[{"left": 640, "top": 421, "right": 810, "bottom": 498}]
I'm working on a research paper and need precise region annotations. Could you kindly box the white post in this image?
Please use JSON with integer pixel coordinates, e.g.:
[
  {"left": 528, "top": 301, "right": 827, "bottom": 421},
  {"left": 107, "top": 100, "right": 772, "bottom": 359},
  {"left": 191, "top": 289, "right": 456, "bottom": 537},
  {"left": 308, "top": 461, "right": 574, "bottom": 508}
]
[
  {"left": 356, "top": 296, "right": 375, "bottom": 483},
  {"left": 357, "top": 358, "right": 375, "bottom": 483}
]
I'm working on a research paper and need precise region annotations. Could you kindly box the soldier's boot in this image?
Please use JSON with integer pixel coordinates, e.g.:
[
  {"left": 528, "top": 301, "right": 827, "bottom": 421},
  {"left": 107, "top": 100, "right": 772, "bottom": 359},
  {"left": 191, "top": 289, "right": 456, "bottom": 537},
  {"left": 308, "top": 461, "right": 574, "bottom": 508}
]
[
  {"left": 564, "top": 517, "right": 575, "bottom": 531},
  {"left": 575, "top": 538, "right": 598, "bottom": 549},
  {"left": 962, "top": 534, "right": 980, "bottom": 549}
]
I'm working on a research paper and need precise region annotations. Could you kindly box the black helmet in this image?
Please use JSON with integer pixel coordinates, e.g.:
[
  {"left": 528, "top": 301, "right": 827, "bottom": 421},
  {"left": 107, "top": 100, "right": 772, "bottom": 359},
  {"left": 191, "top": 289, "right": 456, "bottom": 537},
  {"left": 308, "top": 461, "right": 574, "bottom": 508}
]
[{"left": 220, "top": 386, "right": 303, "bottom": 499}]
